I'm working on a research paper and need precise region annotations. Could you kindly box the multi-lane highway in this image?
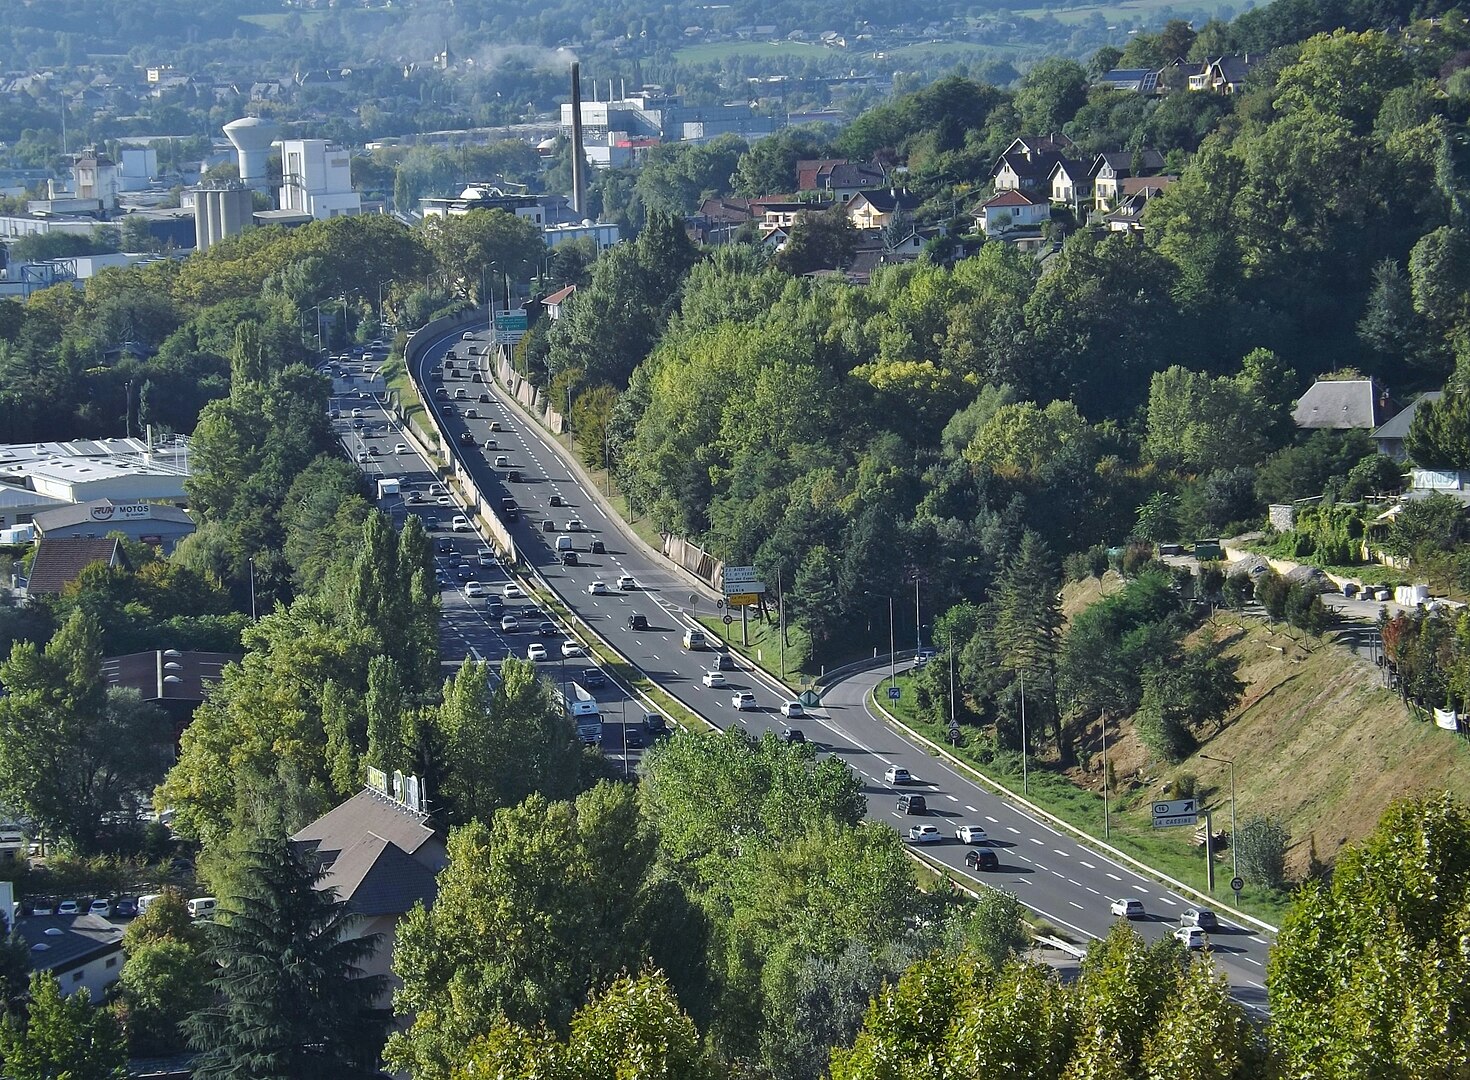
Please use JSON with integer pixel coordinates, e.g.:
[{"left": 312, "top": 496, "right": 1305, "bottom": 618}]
[{"left": 386, "top": 324, "right": 1275, "bottom": 1008}]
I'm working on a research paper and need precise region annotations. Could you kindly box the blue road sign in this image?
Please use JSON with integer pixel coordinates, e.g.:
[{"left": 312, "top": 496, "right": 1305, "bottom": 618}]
[{"left": 887, "top": 686, "right": 901, "bottom": 701}]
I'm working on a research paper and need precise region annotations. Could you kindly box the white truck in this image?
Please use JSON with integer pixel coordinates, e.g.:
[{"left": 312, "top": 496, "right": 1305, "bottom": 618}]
[{"left": 376, "top": 478, "right": 401, "bottom": 500}]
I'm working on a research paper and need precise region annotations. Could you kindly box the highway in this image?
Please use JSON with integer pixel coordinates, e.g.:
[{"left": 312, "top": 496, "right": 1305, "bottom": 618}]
[{"left": 389, "top": 323, "right": 1276, "bottom": 1008}]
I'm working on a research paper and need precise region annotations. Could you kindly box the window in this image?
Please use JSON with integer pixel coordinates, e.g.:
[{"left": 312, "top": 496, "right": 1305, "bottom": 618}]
[{"left": 105, "top": 957, "right": 117, "bottom": 969}]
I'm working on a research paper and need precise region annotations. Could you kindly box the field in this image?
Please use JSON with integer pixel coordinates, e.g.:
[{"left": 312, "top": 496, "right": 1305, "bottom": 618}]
[{"left": 1010, "top": 0, "right": 1240, "bottom": 25}]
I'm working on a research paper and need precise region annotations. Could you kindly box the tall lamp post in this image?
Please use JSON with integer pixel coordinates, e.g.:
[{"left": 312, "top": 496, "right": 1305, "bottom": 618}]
[
  {"left": 862, "top": 592, "right": 896, "bottom": 689},
  {"left": 1199, "top": 752, "right": 1237, "bottom": 886},
  {"left": 1100, "top": 713, "right": 1111, "bottom": 840}
]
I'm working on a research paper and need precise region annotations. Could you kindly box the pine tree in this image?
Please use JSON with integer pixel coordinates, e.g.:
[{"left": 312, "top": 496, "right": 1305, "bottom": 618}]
[
  {"left": 186, "top": 829, "right": 386, "bottom": 1080},
  {"left": 991, "top": 531, "right": 1064, "bottom": 753}
]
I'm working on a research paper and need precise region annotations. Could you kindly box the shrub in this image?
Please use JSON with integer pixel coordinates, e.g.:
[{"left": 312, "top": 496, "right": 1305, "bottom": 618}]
[{"left": 1235, "top": 816, "right": 1290, "bottom": 889}]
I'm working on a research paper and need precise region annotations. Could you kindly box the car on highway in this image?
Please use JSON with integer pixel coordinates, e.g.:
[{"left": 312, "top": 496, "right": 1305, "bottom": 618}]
[
  {"left": 465, "top": 582, "right": 487, "bottom": 597},
  {"left": 549, "top": 494, "right": 564, "bottom": 507},
  {"left": 965, "top": 848, "right": 1000, "bottom": 871},
  {"left": 617, "top": 575, "right": 638, "bottom": 590},
  {"left": 780, "top": 700, "right": 805, "bottom": 718},
  {"left": 480, "top": 393, "right": 492, "bottom": 402},
  {"left": 588, "top": 581, "right": 609, "bottom": 595},
  {"left": 582, "top": 668, "right": 606, "bottom": 688},
  {"left": 435, "top": 387, "right": 447, "bottom": 397},
  {"left": 465, "top": 408, "right": 478, "bottom": 418},
  {"left": 542, "top": 519, "right": 556, "bottom": 532},
  {"left": 478, "top": 550, "right": 497, "bottom": 568},
  {"left": 1174, "top": 926, "right": 1208, "bottom": 950},
  {"left": 489, "top": 420, "right": 502, "bottom": 430},
  {"left": 731, "top": 691, "right": 757, "bottom": 710},
  {"left": 780, "top": 726, "right": 806, "bottom": 744},
  {"left": 590, "top": 539, "right": 606, "bottom": 554},
  {"left": 538, "top": 621, "right": 558, "bottom": 636},
  {"left": 459, "top": 432, "right": 476, "bottom": 446},
  {"left": 356, "top": 451, "right": 369, "bottom": 463},
  {"left": 627, "top": 613, "right": 649, "bottom": 630},
  {"left": 1180, "top": 908, "right": 1219, "bottom": 931},
  {"left": 500, "top": 615, "right": 520, "bottom": 633},
  {"left": 495, "top": 455, "right": 509, "bottom": 467},
  {"left": 955, "top": 825, "right": 988, "bottom": 844},
  {"left": 560, "top": 641, "right": 583, "bottom": 657},
  {"left": 561, "top": 550, "right": 579, "bottom": 565},
  {"left": 710, "top": 653, "right": 736, "bottom": 671},
  {"left": 884, "top": 766, "right": 912, "bottom": 785},
  {"left": 455, "top": 564, "right": 474, "bottom": 580},
  {"left": 486, "top": 596, "right": 504, "bottom": 614},
  {"left": 395, "top": 443, "right": 408, "bottom": 453},
  {"left": 897, "top": 793, "right": 927, "bottom": 815},
  {"left": 701, "top": 671, "right": 727, "bottom": 688},
  {"left": 452, "top": 515, "right": 470, "bottom": 531},
  {"left": 351, "top": 408, "right": 362, "bottom": 417},
  {"left": 907, "top": 824, "right": 942, "bottom": 843},
  {"left": 1110, "top": 898, "right": 1146, "bottom": 919},
  {"left": 436, "top": 495, "right": 451, "bottom": 505},
  {"left": 527, "top": 643, "right": 547, "bottom": 661},
  {"left": 502, "top": 583, "right": 524, "bottom": 599},
  {"left": 567, "top": 519, "right": 584, "bottom": 531},
  {"left": 368, "top": 446, "right": 380, "bottom": 456}
]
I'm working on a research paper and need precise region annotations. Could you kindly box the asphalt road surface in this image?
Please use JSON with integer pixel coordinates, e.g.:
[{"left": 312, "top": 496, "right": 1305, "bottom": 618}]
[{"left": 390, "top": 326, "right": 1276, "bottom": 1008}]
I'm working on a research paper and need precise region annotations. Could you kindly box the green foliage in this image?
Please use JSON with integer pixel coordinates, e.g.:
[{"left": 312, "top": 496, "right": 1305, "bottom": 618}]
[
  {"left": 186, "top": 827, "right": 384, "bottom": 1079},
  {"left": 1269, "top": 793, "right": 1470, "bottom": 1076},
  {"left": 1383, "top": 493, "right": 1470, "bottom": 563},
  {"left": 424, "top": 209, "right": 546, "bottom": 303},
  {"left": 1255, "top": 431, "right": 1378, "bottom": 506},
  {"left": 0, "top": 972, "right": 126, "bottom": 1080},
  {"left": 635, "top": 135, "right": 746, "bottom": 215},
  {"left": 1406, "top": 391, "right": 1470, "bottom": 471},
  {"left": 1143, "top": 365, "right": 1278, "bottom": 470},
  {"left": 1235, "top": 816, "right": 1290, "bottom": 890},
  {"left": 774, "top": 205, "right": 859, "bottom": 275}
]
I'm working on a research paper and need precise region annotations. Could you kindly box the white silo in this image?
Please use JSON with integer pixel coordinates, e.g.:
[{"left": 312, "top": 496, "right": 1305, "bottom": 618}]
[{"left": 223, "top": 116, "right": 278, "bottom": 192}]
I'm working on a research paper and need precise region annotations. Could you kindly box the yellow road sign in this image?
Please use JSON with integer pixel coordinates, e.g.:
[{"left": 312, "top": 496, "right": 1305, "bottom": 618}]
[{"left": 726, "top": 593, "right": 760, "bottom": 607}]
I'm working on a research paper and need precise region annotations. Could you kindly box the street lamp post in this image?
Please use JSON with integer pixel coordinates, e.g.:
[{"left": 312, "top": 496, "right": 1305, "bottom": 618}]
[
  {"left": 248, "top": 557, "right": 257, "bottom": 621},
  {"left": 1100, "top": 713, "right": 1111, "bottom": 840},
  {"left": 863, "top": 592, "right": 896, "bottom": 688},
  {"left": 1199, "top": 752, "right": 1238, "bottom": 886},
  {"left": 1019, "top": 670, "right": 1028, "bottom": 795}
]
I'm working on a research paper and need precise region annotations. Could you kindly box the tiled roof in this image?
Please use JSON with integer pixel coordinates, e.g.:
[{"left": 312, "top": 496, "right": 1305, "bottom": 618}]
[
  {"left": 291, "top": 789, "right": 447, "bottom": 916},
  {"left": 292, "top": 788, "right": 442, "bottom": 865},
  {"left": 849, "top": 189, "right": 922, "bottom": 214},
  {"left": 1292, "top": 379, "right": 1388, "bottom": 430},
  {"left": 25, "top": 537, "right": 124, "bottom": 596},
  {"left": 981, "top": 188, "right": 1045, "bottom": 208},
  {"left": 541, "top": 285, "right": 576, "bottom": 306},
  {"left": 318, "top": 832, "right": 439, "bottom": 917}
]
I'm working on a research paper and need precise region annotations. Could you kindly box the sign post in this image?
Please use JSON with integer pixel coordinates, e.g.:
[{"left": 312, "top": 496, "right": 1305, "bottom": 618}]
[{"left": 1151, "top": 799, "right": 1199, "bottom": 828}]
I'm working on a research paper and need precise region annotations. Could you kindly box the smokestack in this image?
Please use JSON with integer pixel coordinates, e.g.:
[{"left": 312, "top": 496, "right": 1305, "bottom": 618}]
[{"left": 570, "top": 63, "right": 587, "bottom": 217}]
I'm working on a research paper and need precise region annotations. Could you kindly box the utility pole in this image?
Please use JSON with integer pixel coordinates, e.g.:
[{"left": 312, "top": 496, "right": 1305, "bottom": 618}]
[
  {"left": 1100, "top": 713, "right": 1110, "bottom": 840},
  {"left": 248, "top": 557, "right": 257, "bottom": 621},
  {"left": 888, "top": 595, "right": 895, "bottom": 688},
  {"left": 1199, "top": 753, "right": 1237, "bottom": 887}
]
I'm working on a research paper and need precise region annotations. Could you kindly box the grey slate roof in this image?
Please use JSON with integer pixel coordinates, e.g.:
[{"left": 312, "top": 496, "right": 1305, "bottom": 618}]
[
  {"left": 1372, "top": 391, "right": 1442, "bottom": 440},
  {"left": 1292, "top": 379, "right": 1392, "bottom": 430},
  {"left": 13, "top": 914, "right": 123, "bottom": 975},
  {"left": 291, "top": 789, "right": 446, "bottom": 917}
]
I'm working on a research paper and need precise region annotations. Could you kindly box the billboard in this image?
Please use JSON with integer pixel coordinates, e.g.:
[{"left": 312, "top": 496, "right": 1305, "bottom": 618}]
[{"left": 89, "top": 502, "right": 153, "bottom": 523}]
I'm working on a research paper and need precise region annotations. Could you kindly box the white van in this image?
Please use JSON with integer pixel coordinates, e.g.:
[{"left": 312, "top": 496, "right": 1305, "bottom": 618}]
[
  {"left": 555, "top": 535, "right": 574, "bottom": 552},
  {"left": 682, "top": 628, "right": 709, "bottom": 651},
  {"left": 186, "top": 896, "right": 218, "bottom": 920},
  {"left": 454, "top": 388, "right": 468, "bottom": 400},
  {"left": 137, "top": 893, "right": 164, "bottom": 916}
]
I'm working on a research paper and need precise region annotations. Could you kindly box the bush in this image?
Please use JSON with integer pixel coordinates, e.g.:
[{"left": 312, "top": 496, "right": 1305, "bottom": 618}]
[
  {"left": 1063, "top": 543, "right": 1110, "bottom": 582},
  {"left": 1255, "top": 570, "right": 1290, "bottom": 619},
  {"left": 1235, "top": 816, "right": 1290, "bottom": 889},
  {"left": 1284, "top": 582, "right": 1331, "bottom": 634},
  {"left": 1119, "top": 542, "right": 1157, "bottom": 578},
  {"left": 1172, "top": 772, "right": 1198, "bottom": 800},
  {"left": 1199, "top": 565, "right": 1225, "bottom": 601},
  {"left": 1222, "top": 573, "right": 1253, "bottom": 610}
]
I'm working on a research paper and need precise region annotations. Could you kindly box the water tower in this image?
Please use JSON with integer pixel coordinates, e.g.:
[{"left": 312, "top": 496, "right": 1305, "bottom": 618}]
[{"left": 223, "top": 116, "right": 278, "bottom": 192}]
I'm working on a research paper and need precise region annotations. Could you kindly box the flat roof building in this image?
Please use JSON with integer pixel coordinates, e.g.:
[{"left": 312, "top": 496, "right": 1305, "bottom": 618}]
[{"left": 33, "top": 498, "right": 195, "bottom": 552}]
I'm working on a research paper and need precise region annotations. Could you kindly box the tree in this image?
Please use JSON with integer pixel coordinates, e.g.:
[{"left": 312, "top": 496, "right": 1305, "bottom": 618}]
[
  {"left": 424, "top": 210, "right": 545, "bottom": 303},
  {"left": 1273, "top": 30, "right": 1413, "bottom": 135},
  {"left": 1234, "top": 816, "right": 1289, "bottom": 890},
  {"left": 774, "top": 206, "right": 858, "bottom": 276},
  {"left": 0, "top": 612, "right": 172, "bottom": 853},
  {"left": 1015, "top": 58, "right": 1089, "bottom": 134},
  {"left": 991, "top": 531, "right": 1063, "bottom": 749},
  {"left": 1270, "top": 793, "right": 1470, "bottom": 1077},
  {"left": 1405, "top": 392, "right": 1470, "bottom": 470},
  {"left": 186, "top": 827, "right": 384, "bottom": 1080},
  {"left": 735, "top": 127, "right": 833, "bottom": 196},
  {"left": 387, "top": 784, "right": 669, "bottom": 1080},
  {"left": 117, "top": 937, "right": 212, "bottom": 1056},
  {"left": 1143, "top": 366, "right": 1275, "bottom": 470},
  {"left": 0, "top": 972, "right": 126, "bottom": 1080}
]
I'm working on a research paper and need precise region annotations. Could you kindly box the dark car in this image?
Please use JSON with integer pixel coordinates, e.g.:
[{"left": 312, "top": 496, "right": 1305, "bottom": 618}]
[
  {"left": 437, "top": 539, "right": 454, "bottom": 553},
  {"left": 459, "top": 432, "right": 475, "bottom": 445},
  {"left": 711, "top": 653, "right": 736, "bottom": 671},
  {"left": 538, "top": 621, "right": 558, "bottom": 636},
  {"left": 542, "top": 519, "right": 556, "bottom": 532},
  {"left": 965, "top": 849, "right": 999, "bottom": 871},
  {"left": 628, "top": 613, "right": 649, "bottom": 630},
  {"left": 897, "top": 793, "right": 928, "bottom": 815},
  {"left": 781, "top": 727, "right": 807, "bottom": 744},
  {"left": 582, "top": 668, "right": 606, "bottom": 688},
  {"left": 456, "top": 564, "right": 475, "bottom": 580},
  {"left": 507, "top": 471, "right": 521, "bottom": 483},
  {"left": 549, "top": 494, "right": 564, "bottom": 507},
  {"left": 479, "top": 393, "right": 491, "bottom": 402},
  {"left": 590, "top": 539, "right": 606, "bottom": 554},
  {"left": 622, "top": 724, "right": 646, "bottom": 749},
  {"left": 561, "top": 550, "right": 578, "bottom": 565}
]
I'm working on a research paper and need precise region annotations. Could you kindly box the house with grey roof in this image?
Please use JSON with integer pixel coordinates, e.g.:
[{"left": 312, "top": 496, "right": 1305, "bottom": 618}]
[
  {"left": 1373, "top": 391, "right": 1441, "bottom": 461},
  {"left": 13, "top": 914, "right": 125, "bottom": 1000},
  {"left": 1292, "top": 378, "right": 1398, "bottom": 431},
  {"left": 291, "top": 787, "right": 447, "bottom": 1005}
]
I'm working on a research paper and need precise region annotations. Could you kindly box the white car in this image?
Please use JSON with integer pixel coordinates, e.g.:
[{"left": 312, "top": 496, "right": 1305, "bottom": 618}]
[
  {"left": 394, "top": 443, "right": 408, "bottom": 453},
  {"left": 56, "top": 900, "right": 80, "bottom": 915},
  {"left": 567, "top": 519, "right": 584, "bottom": 531},
  {"left": 351, "top": 408, "right": 362, "bottom": 418},
  {"left": 500, "top": 615, "right": 520, "bottom": 632},
  {"left": 955, "top": 825, "right": 988, "bottom": 845},
  {"left": 1174, "top": 926, "right": 1208, "bottom": 950},
  {"left": 702, "top": 671, "right": 727, "bottom": 688},
  {"left": 588, "top": 581, "right": 610, "bottom": 595},
  {"left": 560, "top": 641, "right": 583, "bottom": 657},
  {"left": 617, "top": 575, "right": 638, "bottom": 590},
  {"left": 356, "top": 452, "right": 369, "bottom": 463},
  {"left": 527, "top": 643, "right": 548, "bottom": 661},
  {"left": 451, "top": 515, "right": 470, "bottom": 531},
  {"left": 907, "top": 824, "right": 942, "bottom": 843},
  {"left": 464, "top": 582, "right": 486, "bottom": 598},
  {"left": 495, "top": 455, "right": 509, "bottom": 467},
  {"left": 1180, "top": 908, "right": 1219, "bottom": 931},
  {"left": 437, "top": 495, "right": 451, "bottom": 505},
  {"left": 731, "top": 691, "right": 757, "bottom": 710},
  {"left": 1110, "top": 898, "right": 1146, "bottom": 920},
  {"left": 884, "top": 766, "right": 912, "bottom": 785},
  {"left": 502, "top": 583, "right": 523, "bottom": 599},
  {"left": 88, "top": 898, "right": 113, "bottom": 917},
  {"left": 780, "top": 700, "right": 804, "bottom": 718}
]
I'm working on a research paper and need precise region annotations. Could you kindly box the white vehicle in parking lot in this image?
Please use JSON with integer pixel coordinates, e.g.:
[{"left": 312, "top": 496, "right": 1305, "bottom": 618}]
[
  {"left": 955, "top": 825, "right": 988, "bottom": 844},
  {"left": 731, "top": 691, "right": 757, "bottom": 710}
]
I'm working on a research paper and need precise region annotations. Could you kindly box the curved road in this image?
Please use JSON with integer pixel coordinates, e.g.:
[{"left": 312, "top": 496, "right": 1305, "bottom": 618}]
[{"left": 394, "top": 324, "right": 1274, "bottom": 1009}]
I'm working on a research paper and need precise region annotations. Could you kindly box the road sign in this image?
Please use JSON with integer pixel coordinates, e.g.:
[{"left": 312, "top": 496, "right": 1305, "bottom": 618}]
[
  {"left": 1151, "top": 798, "right": 1199, "bottom": 828},
  {"left": 798, "top": 690, "right": 821, "bottom": 706},
  {"left": 723, "top": 565, "right": 758, "bottom": 584},
  {"left": 887, "top": 686, "right": 901, "bottom": 701},
  {"left": 723, "top": 614, "right": 733, "bottom": 625},
  {"left": 726, "top": 593, "right": 760, "bottom": 607},
  {"left": 722, "top": 581, "right": 766, "bottom": 596},
  {"left": 1230, "top": 876, "right": 1244, "bottom": 893},
  {"left": 494, "top": 312, "right": 528, "bottom": 333}
]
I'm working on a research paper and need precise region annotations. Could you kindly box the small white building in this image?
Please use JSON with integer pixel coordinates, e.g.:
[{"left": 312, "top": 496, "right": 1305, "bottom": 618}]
[
  {"left": 278, "top": 139, "right": 361, "bottom": 220},
  {"left": 976, "top": 189, "right": 1051, "bottom": 236},
  {"left": 543, "top": 221, "right": 619, "bottom": 251},
  {"left": 13, "top": 915, "right": 125, "bottom": 1000}
]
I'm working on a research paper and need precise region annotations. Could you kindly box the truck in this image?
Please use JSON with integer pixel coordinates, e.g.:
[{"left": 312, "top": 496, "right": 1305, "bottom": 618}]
[
  {"left": 376, "top": 478, "right": 401, "bottom": 500},
  {"left": 500, "top": 497, "right": 520, "bottom": 522},
  {"left": 0, "top": 524, "right": 36, "bottom": 545},
  {"left": 556, "top": 686, "right": 603, "bottom": 744}
]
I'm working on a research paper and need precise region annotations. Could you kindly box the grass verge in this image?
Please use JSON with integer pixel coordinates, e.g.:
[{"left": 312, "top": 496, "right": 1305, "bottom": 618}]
[
  {"left": 877, "top": 671, "right": 1295, "bottom": 926},
  {"left": 696, "top": 610, "right": 815, "bottom": 687},
  {"left": 382, "top": 355, "right": 439, "bottom": 452}
]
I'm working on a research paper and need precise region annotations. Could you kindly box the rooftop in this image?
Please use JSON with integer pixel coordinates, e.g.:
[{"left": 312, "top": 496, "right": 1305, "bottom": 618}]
[
  {"left": 13, "top": 914, "right": 123, "bottom": 974},
  {"left": 25, "top": 537, "right": 126, "bottom": 596}
]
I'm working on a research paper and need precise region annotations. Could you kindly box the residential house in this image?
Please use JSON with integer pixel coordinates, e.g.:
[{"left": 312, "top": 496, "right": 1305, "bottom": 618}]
[
  {"left": 1103, "top": 179, "right": 1175, "bottom": 232},
  {"left": 541, "top": 284, "right": 576, "bottom": 320},
  {"left": 991, "top": 134, "right": 1076, "bottom": 194},
  {"left": 1091, "top": 150, "right": 1168, "bottom": 211},
  {"left": 13, "top": 914, "right": 125, "bottom": 1000},
  {"left": 1047, "top": 157, "right": 1094, "bottom": 208},
  {"left": 976, "top": 189, "right": 1051, "bottom": 236},
  {"left": 1292, "top": 378, "right": 1398, "bottom": 431},
  {"left": 1373, "top": 391, "right": 1441, "bottom": 461},
  {"left": 1098, "top": 68, "right": 1160, "bottom": 93},
  {"left": 290, "top": 786, "right": 448, "bottom": 1007},
  {"left": 796, "top": 159, "right": 886, "bottom": 202},
  {"left": 795, "top": 158, "right": 848, "bottom": 191},
  {"left": 845, "top": 188, "right": 922, "bottom": 231},
  {"left": 752, "top": 197, "right": 833, "bottom": 235},
  {"left": 1191, "top": 55, "right": 1256, "bottom": 94},
  {"left": 688, "top": 195, "right": 754, "bottom": 244},
  {"left": 23, "top": 536, "right": 127, "bottom": 597}
]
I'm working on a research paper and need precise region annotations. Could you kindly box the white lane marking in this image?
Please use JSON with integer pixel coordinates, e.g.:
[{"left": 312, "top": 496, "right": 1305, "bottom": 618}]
[
  {"left": 1131, "top": 885, "right": 1148, "bottom": 893},
  {"left": 1250, "top": 937, "right": 1267, "bottom": 945},
  {"left": 1028, "top": 837, "right": 1044, "bottom": 845},
  {"left": 1007, "top": 827, "right": 1019, "bottom": 835},
  {"left": 1069, "top": 901, "right": 1084, "bottom": 910},
  {"left": 1054, "top": 849, "right": 1070, "bottom": 857},
  {"left": 1242, "top": 957, "right": 1262, "bottom": 967},
  {"left": 1157, "top": 897, "right": 1177, "bottom": 906},
  {"left": 1052, "top": 871, "right": 1065, "bottom": 879},
  {"left": 1086, "top": 887, "right": 1100, "bottom": 895},
  {"left": 1080, "top": 860, "right": 1096, "bottom": 869},
  {"left": 1106, "top": 872, "right": 1121, "bottom": 881},
  {"left": 946, "top": 795, "right": 959, "bottom": 803}
]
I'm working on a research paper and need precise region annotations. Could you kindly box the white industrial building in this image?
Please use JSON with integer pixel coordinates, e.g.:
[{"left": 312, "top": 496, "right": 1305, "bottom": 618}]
[
  {"left": 0, "top": 436, "right": 190, "bottom": 529},
  {"left": 279, "top": 139, "right": 361, "bottom": 220}
]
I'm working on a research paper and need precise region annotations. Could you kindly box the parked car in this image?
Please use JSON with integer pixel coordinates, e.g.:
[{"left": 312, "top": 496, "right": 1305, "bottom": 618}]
[
  {"left": 731, "top": 691, "right": 757, "bottom": 710},
  {"left": 1180, "top": 908, "right": 1219, "bottom": 931},
  {"left": 1110, "top": 898, "right": 1146, "bottom": 919},
  {"left": 955, "top": 825, "right": 988, "bottom": 844},
  {"left": 56, "top": 900, "right": 80, "bottom": 916},
  {"left": 907, "top": 824, "right": 942, "bottom": 843},
  {"left": 965, "top": 848, "right": 1000, "bottom": 871},
  {"left": 884, "top": 766, "right": 912, "bottom": 785},
  {"left": 113, "top": 898, "right": 138, "bottom": 919},
  {"left": 88, "top": 898, "right": 113, "bottom": 917}
]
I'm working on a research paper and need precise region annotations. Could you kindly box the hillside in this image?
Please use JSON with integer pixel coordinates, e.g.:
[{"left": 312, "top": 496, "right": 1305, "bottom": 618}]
[{"left": 1065, "top": 579, "right": 1470, "bottom": 878}]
